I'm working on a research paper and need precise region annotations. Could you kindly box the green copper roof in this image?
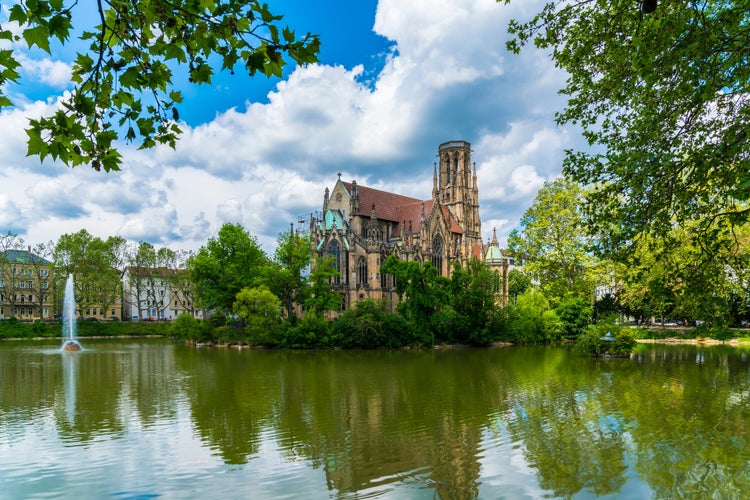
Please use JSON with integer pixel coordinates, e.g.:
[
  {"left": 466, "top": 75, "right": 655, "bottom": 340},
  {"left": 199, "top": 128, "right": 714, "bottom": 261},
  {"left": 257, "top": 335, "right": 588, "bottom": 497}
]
[
  {"left": 324, "top": 209, "right": 344, "bottom": 230},
  {"left": 485, "top": 245, "right": 504, "bottom": 264}
]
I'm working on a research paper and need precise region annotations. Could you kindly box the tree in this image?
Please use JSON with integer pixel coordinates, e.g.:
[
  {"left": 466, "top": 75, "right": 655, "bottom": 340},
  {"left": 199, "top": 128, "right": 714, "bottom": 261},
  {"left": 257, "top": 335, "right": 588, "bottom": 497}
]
[
  {"left": 507, "top": 268, "right": 531, "bottom": 304},
  {"left": 233, "top": 285, "right": 281, "bottom": 344},
  {"left": 508, "top": 288, "right": 562, "bottom": 344},
  {"left": 188, "top": 223, "right": 267, "bottom": 314},
  {"left": 305, "top": 254, "right": 341, "bottom": 314},
  {"left": 3, "top": 0, "right": 320, "bottom": 171},
  {"left": 448, "top": 258, "right": 500, "bottom": 345},
  {"left": 508, "top": 178, "right": 596, "bottom": 303},
  {"left": 25, "top": 240, "right": 55, "bottom": 320},
  {"left": 52, "top": 229, "right": 125, "bottom": 319},
  {"left": 261, "top": 230, "right": 311, "bottom": 320},
  {"left": 615, "top": 224, "right": 750, "bottom": 326},
  {"left": 159, "top": 248, "right": 197, "bottom": 318},
  {"left": 0, "top": 231, "right": 27, "bottom": 316},
  {"left": 380, "top": 256, "right": 449, "bottom": 344},
  {"left": 555, "top": 296, "right": 592, "bottom": 339},
  {"left": 505, "top": 1, "right": 750, "bottom": 263}
]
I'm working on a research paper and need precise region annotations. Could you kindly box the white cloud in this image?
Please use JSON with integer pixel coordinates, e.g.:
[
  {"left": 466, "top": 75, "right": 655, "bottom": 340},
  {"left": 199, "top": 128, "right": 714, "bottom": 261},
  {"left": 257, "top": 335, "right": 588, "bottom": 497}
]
[
  {"left": 16, "top": 53, "right": 72, "bottom": 89},
  {"left": 0, "top": 0, "right": 573, "bottom": 255}
]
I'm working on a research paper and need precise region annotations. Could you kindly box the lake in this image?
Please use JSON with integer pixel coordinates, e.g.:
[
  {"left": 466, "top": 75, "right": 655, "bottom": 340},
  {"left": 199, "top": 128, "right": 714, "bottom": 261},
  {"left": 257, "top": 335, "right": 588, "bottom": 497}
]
[{"left": 1, "top": 339, "right": 748, "bottom": 498}]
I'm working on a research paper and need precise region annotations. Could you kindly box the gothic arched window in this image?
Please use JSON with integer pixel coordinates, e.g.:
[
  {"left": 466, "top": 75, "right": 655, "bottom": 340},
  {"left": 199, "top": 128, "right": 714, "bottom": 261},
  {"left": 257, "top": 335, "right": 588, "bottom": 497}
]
[
  {"left": 357, "top": 256, "right": 368, "bottom": 287},
  {"left": 432, "top": 236, "right": 444, "bottom": 275},
  {"left": 328, "top": 240, "right": 341, "bottom": 285}
]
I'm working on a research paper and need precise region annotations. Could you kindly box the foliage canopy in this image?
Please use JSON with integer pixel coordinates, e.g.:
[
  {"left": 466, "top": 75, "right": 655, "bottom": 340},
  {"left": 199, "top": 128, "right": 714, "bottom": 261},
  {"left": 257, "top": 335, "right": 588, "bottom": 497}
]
[
  {"left": 505, "top": 0, "right": 750, "bottom": 261},
  {"left": 2, "top": 0, "right": 320, "bottom": 171}
]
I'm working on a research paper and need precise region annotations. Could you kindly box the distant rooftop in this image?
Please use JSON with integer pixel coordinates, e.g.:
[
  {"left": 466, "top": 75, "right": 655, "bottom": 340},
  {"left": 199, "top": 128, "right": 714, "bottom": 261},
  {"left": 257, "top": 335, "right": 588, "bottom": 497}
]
[{"left": 2, "top": 250, "right": 52, "bottom": 265}]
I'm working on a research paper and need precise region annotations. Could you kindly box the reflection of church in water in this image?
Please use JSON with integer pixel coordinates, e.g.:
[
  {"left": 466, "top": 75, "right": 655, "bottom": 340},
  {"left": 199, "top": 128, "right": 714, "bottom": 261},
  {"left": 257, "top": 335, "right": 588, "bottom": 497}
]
[{"left": 311, "top": 140, "right": 509, "bottom": 310}]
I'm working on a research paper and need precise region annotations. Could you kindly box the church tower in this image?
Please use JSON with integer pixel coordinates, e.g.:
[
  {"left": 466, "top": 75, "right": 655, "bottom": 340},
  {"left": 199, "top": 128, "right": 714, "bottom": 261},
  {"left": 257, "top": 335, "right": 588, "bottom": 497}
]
[{"left": 435, "top": 141, "right": 481, "bottom": 249}]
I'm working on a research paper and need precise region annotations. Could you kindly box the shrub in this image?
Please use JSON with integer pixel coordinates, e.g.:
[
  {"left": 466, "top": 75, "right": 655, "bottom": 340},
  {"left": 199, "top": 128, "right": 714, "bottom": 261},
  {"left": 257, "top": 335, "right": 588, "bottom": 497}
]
[
  {"left": 172, "top": 313, "right": 201, "bottom": 340},
  {"left": 556, "top": 296, "right": 593, "bottom": 339},
  {"left": 331, "top": 299, "right": 416, "bottom": 348},
  {"left": 279, "top": 311, "right": 331, "bottom": 348},
  {"left": 507, "top": 289, "right": 562, "bottom": 344},
  {"left": 575, "top": 324, "right": 636, "bottom": 357}
]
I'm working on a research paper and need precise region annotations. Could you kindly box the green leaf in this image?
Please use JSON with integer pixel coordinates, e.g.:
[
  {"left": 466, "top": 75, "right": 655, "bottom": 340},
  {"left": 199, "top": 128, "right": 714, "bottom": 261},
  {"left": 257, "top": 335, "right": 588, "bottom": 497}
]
[
  {"left": 23, "top": 26, "right": 51, "bottom": 53},
  {"left": 8, "top": 5, "right": 28, "bottom": 24},
  {"left": 168, "top": 90, "right": 182, "bottom": 103},
  {"left": 25, "top": 125, "right": 48, "bottom": 160}
]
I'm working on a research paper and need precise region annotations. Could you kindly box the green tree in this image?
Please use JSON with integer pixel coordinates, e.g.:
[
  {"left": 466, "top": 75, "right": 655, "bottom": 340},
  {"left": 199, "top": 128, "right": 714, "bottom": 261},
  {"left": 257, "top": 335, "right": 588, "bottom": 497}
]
[
  {"left": 261, "top": 230, "right": 311, "bottom": 320},
  {"left": 508, "top": 178, "right": 596, "bottom": 303},
  {"left": 125, "top": 241, "right": 157, "bottom": 320},
  {"left": 331, "top": 299, "right": 410, "bottom": 349},
  {"left": 507, "top": 268, "right": 531, "bottom": 304},
  {"left": 448, "top": 258, "right": 500, "bottom": 345},
  {"left": 505, "top": 1, "right": 750, "bottom": 263},
  {"left": 0, "top": 231, "right": 28, "bottom": 316},
  {"left": 616, "top": 224, "right": 750, "bottom": 326},
  {"left": 233, "top": 285, "right": 281, "bottom": 344},
  {"left": 53, "top": 229, "right": 125, "bottom": 319},
  {"left": 508, "top": 288, "right": 562, "bottom": 344},
  {"left": 555, "top": 296, "right": 592, "bottom": 339},
  {"left": 3, "top": 0, "right": 320, "bottom": 171},
  {"left": 305, "top": 254, "right": 341, "bottom": 314},
  {"left": 380, "top": 255, "right": 449, "bottom": 345},
  {"left": 188, "top": 223, "right": 268, "bottom": 315}
]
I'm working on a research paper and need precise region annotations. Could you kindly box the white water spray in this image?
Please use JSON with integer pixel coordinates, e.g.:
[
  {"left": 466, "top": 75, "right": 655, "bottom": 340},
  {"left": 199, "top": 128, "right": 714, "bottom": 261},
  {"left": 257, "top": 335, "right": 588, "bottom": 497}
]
[{"left": 61, "top": 274, "right": 81, "bottom": 351}]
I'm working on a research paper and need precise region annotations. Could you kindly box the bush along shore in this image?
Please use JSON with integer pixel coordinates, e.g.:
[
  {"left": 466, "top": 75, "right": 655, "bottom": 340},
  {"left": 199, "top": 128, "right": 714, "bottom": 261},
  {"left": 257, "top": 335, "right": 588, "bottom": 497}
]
[
  {"left": 0, "top": 317, "right": 169, "bottom": 340},
  {"left": 3, "top": 312, "right": 749, "bottom": 351}
]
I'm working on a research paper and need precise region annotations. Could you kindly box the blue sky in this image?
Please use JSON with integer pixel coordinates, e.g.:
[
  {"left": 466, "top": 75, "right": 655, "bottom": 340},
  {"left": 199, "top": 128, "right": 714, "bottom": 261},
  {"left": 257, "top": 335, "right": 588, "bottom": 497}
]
[{"left": 0, "top": 0, "right": 582, "bottom": 253}]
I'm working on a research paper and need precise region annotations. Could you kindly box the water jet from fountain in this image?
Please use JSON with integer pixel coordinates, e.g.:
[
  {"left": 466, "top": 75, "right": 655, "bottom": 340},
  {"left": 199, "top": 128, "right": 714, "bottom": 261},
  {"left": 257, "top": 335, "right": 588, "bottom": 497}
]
[{"left": 61, "top": 274, "right": 82, "bottom": 352}]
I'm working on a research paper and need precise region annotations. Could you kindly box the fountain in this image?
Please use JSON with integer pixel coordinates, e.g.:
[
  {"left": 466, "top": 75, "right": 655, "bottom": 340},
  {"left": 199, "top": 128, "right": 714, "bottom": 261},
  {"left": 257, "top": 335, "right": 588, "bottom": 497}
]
[{"left": 61, "top": 274, "right": 82, "bottom": 351}]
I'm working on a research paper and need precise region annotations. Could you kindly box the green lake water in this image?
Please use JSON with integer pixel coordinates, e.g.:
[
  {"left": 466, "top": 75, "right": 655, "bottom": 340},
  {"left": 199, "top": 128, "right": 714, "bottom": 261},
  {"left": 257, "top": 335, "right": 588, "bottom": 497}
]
[{"left": 1, "top": 339, "right": 748, "bottom": 499}]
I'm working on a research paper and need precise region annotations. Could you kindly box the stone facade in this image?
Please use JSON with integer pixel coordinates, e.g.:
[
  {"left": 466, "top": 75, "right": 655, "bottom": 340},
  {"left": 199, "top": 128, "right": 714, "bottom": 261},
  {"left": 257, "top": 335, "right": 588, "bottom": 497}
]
[{"left": 311, "top": 140, "right": 511, "bottom": 310}]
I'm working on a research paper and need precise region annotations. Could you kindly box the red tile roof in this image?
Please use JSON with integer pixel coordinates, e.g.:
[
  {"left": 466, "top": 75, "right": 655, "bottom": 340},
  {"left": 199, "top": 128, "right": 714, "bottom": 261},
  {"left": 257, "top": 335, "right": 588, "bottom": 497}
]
[
  {"left": 342, "top": 182, "right": 421, "bottom": 221},
  {"left": 342, "top": 181, "right": 463, "bottom": 235}
]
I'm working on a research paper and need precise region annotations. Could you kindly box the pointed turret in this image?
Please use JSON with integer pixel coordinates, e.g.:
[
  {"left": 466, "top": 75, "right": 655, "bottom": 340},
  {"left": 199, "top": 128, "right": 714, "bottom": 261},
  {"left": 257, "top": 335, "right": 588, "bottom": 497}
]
[{"left": 432, "top": 162, "right": 438, "bottom": 199}]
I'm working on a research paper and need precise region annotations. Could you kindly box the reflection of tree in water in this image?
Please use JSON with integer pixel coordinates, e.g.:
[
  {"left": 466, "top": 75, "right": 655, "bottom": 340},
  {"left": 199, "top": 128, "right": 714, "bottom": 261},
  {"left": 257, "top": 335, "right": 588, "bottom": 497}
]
[
  {"left": 176, "top": 347, "right": 275, "bottom": 464},
  {"left": 502, "top": 348, "right": 629, "bottom": 497},
  {"left": 504, "top": 345, "right": 750, "bottom": 498},
  {"left": 177, "top": 348, "right": 518, "bottom": 497},
  {"left": 269, "top": 349, "right": 510, "bottom": 498},
  {"left": 54, "top": 342, "right": 181, "bottom": 442},
  {"left": 172, "top": 342, "right": 750, "bottom": 498},
  {"left": 618, "top": 345, "right": 750, "bottom": 498}
]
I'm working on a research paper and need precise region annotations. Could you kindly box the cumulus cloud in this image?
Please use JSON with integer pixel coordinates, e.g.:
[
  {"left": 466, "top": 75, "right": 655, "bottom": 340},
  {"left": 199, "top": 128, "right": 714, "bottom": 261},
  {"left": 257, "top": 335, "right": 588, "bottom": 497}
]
[
  {"left": 15, "top": 53, "right": 72, "bottom": 89},
  {"left": 0, "top": 0, "right": 574, "bottom": 254}
]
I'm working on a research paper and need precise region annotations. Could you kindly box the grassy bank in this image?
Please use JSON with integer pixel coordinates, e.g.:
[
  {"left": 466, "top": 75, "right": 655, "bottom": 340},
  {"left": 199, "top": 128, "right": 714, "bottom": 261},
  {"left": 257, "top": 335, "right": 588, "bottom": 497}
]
[
  {"left": 0, "top": 318, "right": 170, "bottom": 340},
  {"left": 629, "top": 325, "right": 750, "bottom": 343}
]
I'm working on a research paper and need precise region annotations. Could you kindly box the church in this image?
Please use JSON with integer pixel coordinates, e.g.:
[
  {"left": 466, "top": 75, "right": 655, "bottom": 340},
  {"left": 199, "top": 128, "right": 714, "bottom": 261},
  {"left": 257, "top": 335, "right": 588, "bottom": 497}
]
[{"left": 310, "top": 140, "right": 509, "bottom": 309}]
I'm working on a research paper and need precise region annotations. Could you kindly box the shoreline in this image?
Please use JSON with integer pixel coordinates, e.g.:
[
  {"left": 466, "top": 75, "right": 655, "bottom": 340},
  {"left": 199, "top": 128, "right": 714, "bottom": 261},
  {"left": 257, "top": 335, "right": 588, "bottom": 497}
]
[{"left": 636, "top": 337, "right": 750, "bottom": 345}]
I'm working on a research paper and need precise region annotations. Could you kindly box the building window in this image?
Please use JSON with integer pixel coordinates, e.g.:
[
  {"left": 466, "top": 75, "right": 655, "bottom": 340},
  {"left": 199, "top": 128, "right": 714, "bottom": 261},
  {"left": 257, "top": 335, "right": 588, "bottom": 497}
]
[
  {"left": 357, "top": 256, "right": 368, "bottom": 286},
  {"left": 328, "top": 240, "right": 341, "bottom": 285},
  {"left": 27, "top": 281, "right": 33, "bottom": 288},
  {"left": 432, "top": 236, "right": 444, "bottom": 275}
]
